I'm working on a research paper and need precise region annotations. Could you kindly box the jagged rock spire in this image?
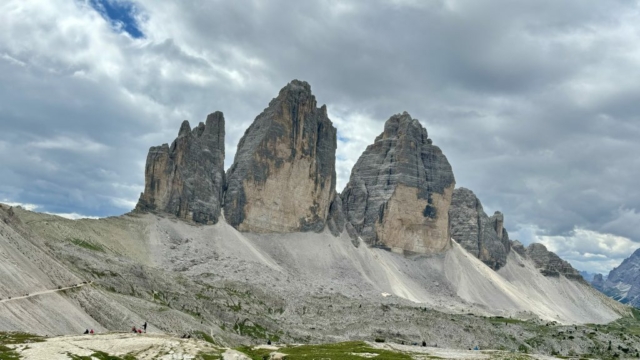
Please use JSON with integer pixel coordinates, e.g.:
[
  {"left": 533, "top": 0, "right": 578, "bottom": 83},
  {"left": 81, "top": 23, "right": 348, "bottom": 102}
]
[
  {"left": 135, "top": 112, "right": 226, "bottom": 224},
  {"left": 449, "top": 187, "right": 511, "bottom": 270}
]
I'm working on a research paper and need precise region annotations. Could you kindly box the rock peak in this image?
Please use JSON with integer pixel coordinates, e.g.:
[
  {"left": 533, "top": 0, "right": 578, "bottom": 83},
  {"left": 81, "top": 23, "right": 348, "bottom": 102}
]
[
  {"left": 225, "top": 81, "right": 337, "bottom": 233},
  {"left": 342, "top": 113, "right": 455, "bottom": 254},
  {"left": 449, "top": 188, "right": 511, "bottom": 270},
  {"left": 178, "top": 120, "right": 191, "bottom": 137},
  {"left": 135, "top": 112, "right": 226, "bottom": 224}
]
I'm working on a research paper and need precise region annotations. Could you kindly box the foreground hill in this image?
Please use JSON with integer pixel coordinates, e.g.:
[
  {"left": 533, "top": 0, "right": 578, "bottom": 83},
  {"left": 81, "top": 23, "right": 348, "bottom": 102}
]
[{"left": 1, "top": 204, "right": 634, "bottom": 355}]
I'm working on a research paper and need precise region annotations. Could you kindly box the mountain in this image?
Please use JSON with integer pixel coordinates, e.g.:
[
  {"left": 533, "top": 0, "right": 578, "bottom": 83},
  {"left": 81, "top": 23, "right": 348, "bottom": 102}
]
[
  {"left": 0, "top": 80, "right": 633, "bottom": 355},
  {"left": 449, "top": 188, "right": 511, "bottom": 270},
  {"left": 580, "top": 271, "right": 600, "bottom": 282},
  {"left": 341, "top": 112, "right": 455, "bottom": 254},
  {"left": 224, "top": 80, "right": 337, "bottom": 233},
  {"left": 593, "top": 248, "right": 640, "bottom": 307},
  {"left": 135, "top": 112, "right": 226, "bottom": 224}
]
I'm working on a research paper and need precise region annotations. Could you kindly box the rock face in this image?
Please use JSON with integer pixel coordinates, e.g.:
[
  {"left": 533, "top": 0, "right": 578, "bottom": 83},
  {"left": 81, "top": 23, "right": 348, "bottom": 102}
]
[
  {"left": 449, "top": 188, "right": 511, "bottom": 270},
  {"left": 224, "top": 80, "right": 337, "bottom": 233},
  {"left": 591, "top": 273, "right": 605, "bottom": 292},
  {"left": 342, "top": 112, "right": 455, "bottom": 254},
  {"left": 526, "top": 243, "right": 582, "bottom": 280},
  {"left": 511, "top": 240, "right": 526, "bottom": 257},
  {"left": 596, "top": 248, "right": 640, "bottom": 307},
  {"left": 135, "top": 112, "right": 226, "bottom": 224}
]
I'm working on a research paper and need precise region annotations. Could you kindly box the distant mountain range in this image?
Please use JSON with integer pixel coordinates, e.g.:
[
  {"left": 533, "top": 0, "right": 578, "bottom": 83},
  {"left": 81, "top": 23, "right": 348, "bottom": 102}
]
[{"left": 590, "top": 248, "right": 640, "bottom": 308}]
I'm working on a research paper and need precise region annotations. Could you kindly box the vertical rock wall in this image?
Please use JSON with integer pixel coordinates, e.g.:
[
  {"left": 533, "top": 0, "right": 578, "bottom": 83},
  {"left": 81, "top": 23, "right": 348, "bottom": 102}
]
[
  {"left": 341, "top": 112, "right": 455, "bottom": 254},
  {"left": 224, "top": 80, "right": 337, "bottom": 233},
  {"left": 135, "top": 112, "right": 226, "bottom": 224},
  {"left": 449, "top": 188, "right": 511, "bottom": 270}
]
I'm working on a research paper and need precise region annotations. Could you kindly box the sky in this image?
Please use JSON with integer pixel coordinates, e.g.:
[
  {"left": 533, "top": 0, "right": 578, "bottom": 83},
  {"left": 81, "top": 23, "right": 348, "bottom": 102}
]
[{"left": 1, "top": 0, "right": 640, "bottom": 274}]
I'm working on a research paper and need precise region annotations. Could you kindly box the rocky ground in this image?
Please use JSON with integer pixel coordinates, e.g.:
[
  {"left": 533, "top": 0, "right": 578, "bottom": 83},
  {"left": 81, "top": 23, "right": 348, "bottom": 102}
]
[
  {"left": 2, "top": 204, "right": 640, "bottom": 358},
  {"left": 0, "top": 331, "right": 566, "bottom": 359}
]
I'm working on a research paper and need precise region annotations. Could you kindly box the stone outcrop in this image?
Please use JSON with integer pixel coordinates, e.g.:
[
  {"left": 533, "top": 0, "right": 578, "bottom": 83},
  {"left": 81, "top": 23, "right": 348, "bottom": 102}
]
[
  {"left": 511, "top": 240, "right": 526, "bottom": 257},
  {"left": 135, "top": 112, "right": 225, "bottom": 224},
  {"left": 526, "top": 243, "right": 582, "bottom": 280},
  {"left": 224, "top": 80, "right": 337, "bottom": 233},
  {"left": 591, "top": 273, "right": 605, "bottom": 292},
  {"left": 449, "top": 188, "right": 511, "bottom": 270},
  {"left": 341, "top": 112, "right": 455, "bottom": 254}
]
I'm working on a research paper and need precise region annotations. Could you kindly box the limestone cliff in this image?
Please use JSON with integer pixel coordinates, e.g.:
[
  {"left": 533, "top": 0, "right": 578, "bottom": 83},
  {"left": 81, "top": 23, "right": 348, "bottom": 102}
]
[
  {"left": 449, "top": 188, "right": 511, "bottom": 270},
  {"left": 135, "top": 112, "right": 225, "bottom": 224},
  {"left": 224, "top": 80, "right": 337, "bottom": 233},
  {"left": 342, "top": 112, "right": 455, "bottom": 254},
  {"left": 526, "top": 243, "right": 583, "bottom": 280}
]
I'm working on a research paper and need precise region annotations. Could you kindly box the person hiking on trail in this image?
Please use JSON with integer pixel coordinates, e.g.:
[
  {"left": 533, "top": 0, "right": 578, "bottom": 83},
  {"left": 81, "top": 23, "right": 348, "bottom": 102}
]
[
  {"left": 137, "top": 329, "right": 142, "bottom": 334},
  {"left": 132, "top": 326, "right": 137, "bottom": 333},
  {"left": 83, "top": 329, "right": 89, "bottom": 334},
  {"left": 90, "top": 329, "right": 94, "bottom": 335},
  {"left": 143, "top": 321, "right": 147, "bottom": 333}
]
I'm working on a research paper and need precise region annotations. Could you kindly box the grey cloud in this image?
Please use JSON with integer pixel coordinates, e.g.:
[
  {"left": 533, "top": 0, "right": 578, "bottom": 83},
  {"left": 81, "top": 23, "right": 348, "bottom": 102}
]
[{"left": 1, "top": 0, "right": 640, "bottom": 272}]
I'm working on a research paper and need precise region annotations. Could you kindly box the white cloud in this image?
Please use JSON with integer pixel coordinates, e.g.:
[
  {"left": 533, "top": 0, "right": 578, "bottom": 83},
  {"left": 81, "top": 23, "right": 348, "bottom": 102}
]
[
  {"left": 1, "top": 200, "right": 40, "bottom": 211},
  {"left": 1, "top": 0, "right": 640, "bottom": 276},
  {"left": 512, "top": 225, "right": 639, "bottom": 274}
]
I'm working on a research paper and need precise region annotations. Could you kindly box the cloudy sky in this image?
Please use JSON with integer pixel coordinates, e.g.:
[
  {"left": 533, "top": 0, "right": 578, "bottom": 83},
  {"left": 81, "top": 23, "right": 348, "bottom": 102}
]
[{"left": 2, "top": 0, "right": 640, "bottom": 274}]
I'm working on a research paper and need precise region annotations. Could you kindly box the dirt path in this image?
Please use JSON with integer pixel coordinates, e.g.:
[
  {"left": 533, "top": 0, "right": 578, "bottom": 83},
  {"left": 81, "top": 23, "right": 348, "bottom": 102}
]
[{"left": 0, "top": 281, "right": 93, "bottom": 304}]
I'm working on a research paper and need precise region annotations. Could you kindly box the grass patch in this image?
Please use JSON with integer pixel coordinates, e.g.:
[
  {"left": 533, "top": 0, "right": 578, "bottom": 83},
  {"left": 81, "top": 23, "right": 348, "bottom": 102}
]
[
  {"left": 238, "top": 341, "right": 412, "bottom": 360},
  {"left": 233, "top": 319, "right": 279, "bottom": 342},
  {"left": 0, "top": 333, "right": 45, "bottom": 360},
  {"left": 197, "top": 352, "right": 221, "bottom": 360},
  {"left": 193, "top": 331, "right": 217, "bottom": 345},
  {"left": 68, "top": 238, "right": 105, "bottom": 252}
]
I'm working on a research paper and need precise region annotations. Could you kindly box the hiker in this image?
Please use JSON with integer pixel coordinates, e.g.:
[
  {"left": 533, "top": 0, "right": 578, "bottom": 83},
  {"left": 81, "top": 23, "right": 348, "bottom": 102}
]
[
  {"left": 267, "top": 339, "right": 272, "bottom": 345},
  {"left": 421, "top": 341, "right": 426, "bottom": 347},
  {"left": 137, "top": 329, "right": 142, "bottom": 334},
  {"left": 132, "top": 326, "right": 137, "bottom": 333},
  {"left": 83, "top": 329, "right": 89, "bottom": 334},
  {"left": 90, "top": 329, "right": 94, "bottom": 335},
  {"left": 143, "top": 321, "right": 147, "bottom": 333}
]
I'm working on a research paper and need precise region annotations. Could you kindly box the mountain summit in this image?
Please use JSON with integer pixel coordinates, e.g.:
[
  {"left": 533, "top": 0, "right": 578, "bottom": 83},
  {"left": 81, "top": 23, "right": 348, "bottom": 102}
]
[
  {"left": 342, "top": 112, "right": 455, "bottom": 254},
  {"left": 224, "top": 80, "right": 337, "bottom": 233},
  {"left": 135, "top": 112, "right": 226, "bottom": 224}
]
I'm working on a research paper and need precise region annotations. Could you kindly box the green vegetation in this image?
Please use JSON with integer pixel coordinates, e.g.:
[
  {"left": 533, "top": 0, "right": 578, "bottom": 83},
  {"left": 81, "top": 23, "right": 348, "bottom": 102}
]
[
  {"left": 197, "top": 352, "right": 221, "bottom": 360},
  {"left": 233, "top": 319, "right": 279, "bottom": 342},
  {"left": 0, "top": 333, "right": 44, "bottom": 360},
  {"left": 238, "top": 341, "right": 412, "bottom": 360},
  {"left": 193, "top": 331, "right": 217, "bottom": 345},
  {"left": 68, "top": 237, "right": 105, "bottom": 252}
]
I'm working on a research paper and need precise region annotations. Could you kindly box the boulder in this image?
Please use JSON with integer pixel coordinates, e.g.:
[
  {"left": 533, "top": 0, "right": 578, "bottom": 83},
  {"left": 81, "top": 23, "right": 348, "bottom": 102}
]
[
  {"left": 135, "top": 112, "right": 225, "bottom": 224},
  {"left": 224, "top": 80, "right": 337, "bottom": 233},
  {"left": 341, "top": 112, "right": 455, "bottom": 254},
  {"left": 449, "top": 188, "right": 511, "bottom": 270}
]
